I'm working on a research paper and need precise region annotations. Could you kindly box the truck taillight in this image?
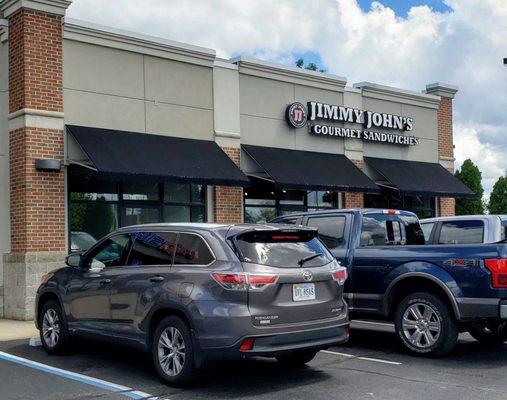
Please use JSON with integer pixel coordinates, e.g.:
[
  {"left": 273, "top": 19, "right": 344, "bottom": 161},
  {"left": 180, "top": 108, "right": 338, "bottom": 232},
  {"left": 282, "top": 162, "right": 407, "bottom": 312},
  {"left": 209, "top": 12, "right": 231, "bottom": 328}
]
[
  {"left": 331, "top": 267, "right": 348, "bottom": 285},
  {"left": 484, "top": 259, "right": 507, "bottom": 288},
  {"left": 211, "top": 273, "right": 277, "bottom": 291}
]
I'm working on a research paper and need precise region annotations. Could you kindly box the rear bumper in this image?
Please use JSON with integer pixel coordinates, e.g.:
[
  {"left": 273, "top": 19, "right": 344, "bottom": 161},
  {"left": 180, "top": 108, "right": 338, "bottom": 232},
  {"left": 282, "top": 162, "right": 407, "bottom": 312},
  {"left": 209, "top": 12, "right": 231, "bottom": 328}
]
[
  {"left": 199, "top": 317, "right": 349, "bottom": 360},
  {"left": 456, "top": 297, "right": 507, "bottom": 320}
]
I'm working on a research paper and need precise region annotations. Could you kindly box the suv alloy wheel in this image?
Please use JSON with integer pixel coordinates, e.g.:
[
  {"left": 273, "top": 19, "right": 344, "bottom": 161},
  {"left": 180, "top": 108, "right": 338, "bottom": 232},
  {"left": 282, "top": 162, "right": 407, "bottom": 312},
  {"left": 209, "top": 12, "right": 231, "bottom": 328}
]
[
  {"left": 153, "top": 316, "right": 196, "bottom": 386},
  {"left": 39, "top": 300, "right": 70, "bottom": 354}
]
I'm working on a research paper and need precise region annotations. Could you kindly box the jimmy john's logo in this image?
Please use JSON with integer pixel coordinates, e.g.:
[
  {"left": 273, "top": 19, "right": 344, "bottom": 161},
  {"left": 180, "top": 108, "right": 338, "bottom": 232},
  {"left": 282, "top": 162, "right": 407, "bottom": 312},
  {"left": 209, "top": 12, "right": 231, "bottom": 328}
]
[
  {"left": 286, "top": 102, "right": 307, "bottom": 129},
  {"left": 284, "top": 101, "right": 419, "bottom": 146}
]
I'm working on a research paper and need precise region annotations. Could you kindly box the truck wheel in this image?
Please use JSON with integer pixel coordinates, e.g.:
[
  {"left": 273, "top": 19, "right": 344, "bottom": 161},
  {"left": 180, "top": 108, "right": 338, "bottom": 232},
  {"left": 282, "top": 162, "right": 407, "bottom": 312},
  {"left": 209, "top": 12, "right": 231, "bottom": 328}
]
[
  {"left": 276, "top": 349, "right": 318, "bottom": 367},
  {"left": 39, "top": 300, "right": 70, "bottom": 355},
  {"left": 153, "top": 316, "right": 197, "bottom": 386},
  {"left": 394, "top": 292, "right": 458, "bottom": 356},
  {"left": 468, "top": 321, "right": 507, "bottom": 344}
]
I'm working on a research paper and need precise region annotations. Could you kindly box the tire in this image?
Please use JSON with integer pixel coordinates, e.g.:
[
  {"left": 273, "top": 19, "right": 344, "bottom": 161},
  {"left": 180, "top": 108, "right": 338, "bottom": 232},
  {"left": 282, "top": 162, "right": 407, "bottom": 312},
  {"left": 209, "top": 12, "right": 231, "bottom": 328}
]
[
  {"left": 152, "top": 316, "right": 196, "bottom": 386},
  {"left": 394, "top": 292, "right": 458, "bottom": 357},
  {"left": 468, "top": 321, "right": 507, "bottom": 345},
  {"left": 276, "top": 349, "right": 318, "bottom": 367},
  {"left": 38, "top": 299, "right": 70, "bottom": 355}
]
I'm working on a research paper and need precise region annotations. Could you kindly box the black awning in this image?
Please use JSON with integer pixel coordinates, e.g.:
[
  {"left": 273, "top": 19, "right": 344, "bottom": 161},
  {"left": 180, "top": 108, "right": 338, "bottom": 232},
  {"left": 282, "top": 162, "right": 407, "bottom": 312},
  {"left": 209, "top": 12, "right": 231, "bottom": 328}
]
[
  {"left": 364, "top": 157, "right": 475, "bottom": 198},
  {"left": 242, "top": 145, "right": 379, "bottom": 193},
  {"left": 67, "top": 125, "right": 250, "bottom": 187}
]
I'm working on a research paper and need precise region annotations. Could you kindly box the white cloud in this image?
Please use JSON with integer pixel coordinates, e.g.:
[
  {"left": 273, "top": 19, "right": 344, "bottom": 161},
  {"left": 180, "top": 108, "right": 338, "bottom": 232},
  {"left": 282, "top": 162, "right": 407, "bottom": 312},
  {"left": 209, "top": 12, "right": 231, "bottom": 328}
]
[{"left": 67, "top": 0, "right": 507, "bottom": 196}]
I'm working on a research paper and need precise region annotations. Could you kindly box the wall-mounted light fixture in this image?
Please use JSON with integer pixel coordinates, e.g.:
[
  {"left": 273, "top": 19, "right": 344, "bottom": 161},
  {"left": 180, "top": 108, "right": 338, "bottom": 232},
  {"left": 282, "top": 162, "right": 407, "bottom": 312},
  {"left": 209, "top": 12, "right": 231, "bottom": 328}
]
[{"left": 35, "top": 158, "right": 61, "bottom": 172}]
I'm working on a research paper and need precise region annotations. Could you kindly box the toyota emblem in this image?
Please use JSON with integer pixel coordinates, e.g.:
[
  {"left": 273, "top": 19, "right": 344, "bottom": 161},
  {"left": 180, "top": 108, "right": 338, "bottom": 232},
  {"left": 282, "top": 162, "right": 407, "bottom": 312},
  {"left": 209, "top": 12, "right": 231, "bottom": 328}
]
[{"left": 302, "top": 270, "right": 313, "bottom": 282}]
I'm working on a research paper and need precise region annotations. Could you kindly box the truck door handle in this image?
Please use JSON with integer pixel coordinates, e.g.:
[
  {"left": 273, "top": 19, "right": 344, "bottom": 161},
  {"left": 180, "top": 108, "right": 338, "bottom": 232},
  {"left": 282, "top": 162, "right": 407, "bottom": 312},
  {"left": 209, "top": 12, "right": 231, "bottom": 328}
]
[
  {"left": 100, "top": 279, "right": 111, "bottom": 285},
  {"left": 150, "top": 276, "right": 165, "bottom": 283}
]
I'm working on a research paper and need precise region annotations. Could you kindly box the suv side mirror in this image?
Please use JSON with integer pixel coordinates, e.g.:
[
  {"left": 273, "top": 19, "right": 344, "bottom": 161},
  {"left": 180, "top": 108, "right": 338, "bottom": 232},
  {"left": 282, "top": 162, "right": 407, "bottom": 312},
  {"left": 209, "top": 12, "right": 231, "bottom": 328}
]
[{"left": 66, "top": 253, "right": 83, "bottom": 268}]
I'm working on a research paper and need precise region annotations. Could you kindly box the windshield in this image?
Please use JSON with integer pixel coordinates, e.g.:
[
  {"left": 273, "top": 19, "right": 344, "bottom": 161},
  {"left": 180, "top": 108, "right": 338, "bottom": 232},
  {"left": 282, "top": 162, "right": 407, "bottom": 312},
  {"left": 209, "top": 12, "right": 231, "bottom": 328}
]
[
  {"left": 235, "top": 230, "right": 333, "bottom": 268},
  {"left": 71, "top": 232, "right": 97, "bottom": 252}
]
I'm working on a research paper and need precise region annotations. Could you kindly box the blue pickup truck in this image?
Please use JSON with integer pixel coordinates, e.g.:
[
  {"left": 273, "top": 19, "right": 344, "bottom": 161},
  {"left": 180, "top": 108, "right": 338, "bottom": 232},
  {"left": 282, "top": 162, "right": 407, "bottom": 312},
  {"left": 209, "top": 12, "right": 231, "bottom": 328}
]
[{"left": 272, "top": 209, "right": 507, "bottom": 356}]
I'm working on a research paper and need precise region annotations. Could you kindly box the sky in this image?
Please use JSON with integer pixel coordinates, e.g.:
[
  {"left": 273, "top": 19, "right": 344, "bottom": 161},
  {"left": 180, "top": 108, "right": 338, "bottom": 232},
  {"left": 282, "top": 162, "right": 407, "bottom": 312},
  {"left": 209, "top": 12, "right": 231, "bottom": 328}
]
[{"left": 66, "top": 0, "right": 507, "bottom": 199}]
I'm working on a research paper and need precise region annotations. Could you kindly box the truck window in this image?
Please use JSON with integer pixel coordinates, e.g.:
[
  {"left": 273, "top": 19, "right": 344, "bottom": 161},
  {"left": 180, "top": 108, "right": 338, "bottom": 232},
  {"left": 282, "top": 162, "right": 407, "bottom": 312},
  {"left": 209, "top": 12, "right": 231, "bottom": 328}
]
[
  {"left": 360, "top": 214, "right": 425, "bottom": 247},
  {"left": 501, "top": 220, "right": 507, "bottom": 241},
  {"left": 421, "top": 222, "right": 435, "bottom": 242},
  {"left": 307, "top": 216, "right": 346, "bottom": 250},
  {"left": 438, "top": 220, "right": 484, "bottom": 244}
]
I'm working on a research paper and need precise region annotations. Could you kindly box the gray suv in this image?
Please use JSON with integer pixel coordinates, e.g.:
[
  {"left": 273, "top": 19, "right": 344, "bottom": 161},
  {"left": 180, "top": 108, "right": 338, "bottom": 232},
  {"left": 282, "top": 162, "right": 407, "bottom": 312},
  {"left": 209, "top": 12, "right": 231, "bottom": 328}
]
[{"left": 35, "top": 223, "right": 349, "bottom": 385}]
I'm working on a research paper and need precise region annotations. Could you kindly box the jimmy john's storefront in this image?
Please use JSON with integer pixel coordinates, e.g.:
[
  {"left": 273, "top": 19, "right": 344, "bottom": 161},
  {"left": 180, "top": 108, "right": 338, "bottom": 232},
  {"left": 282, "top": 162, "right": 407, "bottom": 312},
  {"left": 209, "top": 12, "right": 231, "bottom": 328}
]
[
  {"left": 62, "top": 46, "right": 475, "bottom": 244},
  {"left": 0, "top": 6, "right": 475, "bottom": 319}
]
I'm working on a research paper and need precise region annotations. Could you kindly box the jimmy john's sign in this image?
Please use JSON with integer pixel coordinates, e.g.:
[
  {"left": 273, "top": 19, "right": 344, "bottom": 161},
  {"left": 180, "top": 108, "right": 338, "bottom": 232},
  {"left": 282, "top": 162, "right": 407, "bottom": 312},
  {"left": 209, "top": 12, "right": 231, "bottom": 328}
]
[{"left": 286, "top": 101, "right": 419, "bottom": 146}]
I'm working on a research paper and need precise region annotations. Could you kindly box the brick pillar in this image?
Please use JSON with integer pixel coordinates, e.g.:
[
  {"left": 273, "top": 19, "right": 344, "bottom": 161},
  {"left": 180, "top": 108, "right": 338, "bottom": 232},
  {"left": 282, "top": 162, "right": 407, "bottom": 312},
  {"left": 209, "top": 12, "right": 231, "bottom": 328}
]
[
  {"left": 426, "top": 83, "right": 459, "bottom": 217},
  {"left": 343, "top": 159, "right": 365, "bottom": 209},
  {"left": 214, "top": 147, "right": 243, "bottom": 224},
  {"left": 1, "top": 0, "right": 70, "bottom": 320}
]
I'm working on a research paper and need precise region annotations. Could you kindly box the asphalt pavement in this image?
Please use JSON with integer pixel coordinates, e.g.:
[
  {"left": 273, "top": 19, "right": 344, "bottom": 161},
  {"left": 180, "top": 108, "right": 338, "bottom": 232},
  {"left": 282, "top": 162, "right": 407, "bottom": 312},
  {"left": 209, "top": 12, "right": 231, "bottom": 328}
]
[{"left": 1, "top": 322, "right": 506, "bottom": 400}]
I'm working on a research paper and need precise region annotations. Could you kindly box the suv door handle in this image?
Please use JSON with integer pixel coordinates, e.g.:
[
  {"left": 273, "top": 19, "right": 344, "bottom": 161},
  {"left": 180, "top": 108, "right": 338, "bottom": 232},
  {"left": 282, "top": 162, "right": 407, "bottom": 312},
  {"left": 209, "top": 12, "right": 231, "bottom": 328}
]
[
  {"left": 150, "top": 276, "right": 165, "bottom": 283},
  {"left": 99, "top": 279, "right": 111, "bottom": 285}
]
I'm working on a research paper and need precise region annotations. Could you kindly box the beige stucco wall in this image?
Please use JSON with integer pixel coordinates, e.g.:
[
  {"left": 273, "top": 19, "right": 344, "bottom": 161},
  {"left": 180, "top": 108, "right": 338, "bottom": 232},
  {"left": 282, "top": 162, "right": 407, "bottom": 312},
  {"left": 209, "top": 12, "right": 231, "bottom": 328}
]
[
  {"left": 239, "top": 74, "right": 345, "bottom": 154},
  {"left": 238, "top": 71, "right": 439, "bottom": 163},
  {"left": 63, "top": 40, "right": 214, "bottom": 140},
  {"left": 360, "top": 96, "right": 439, "bottom": 163}
]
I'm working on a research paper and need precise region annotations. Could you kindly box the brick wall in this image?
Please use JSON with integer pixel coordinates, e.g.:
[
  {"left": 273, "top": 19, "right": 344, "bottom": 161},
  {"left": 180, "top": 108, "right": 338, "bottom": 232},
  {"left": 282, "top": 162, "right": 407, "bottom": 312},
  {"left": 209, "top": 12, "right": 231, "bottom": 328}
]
[
  {"left": 437, "top": 98, "right": 453, "bottom": 159},
  {"left": 8, "top": 8, "right": 66, "bottom": 252},
  {"left": 438, "top": 166, "right": 456, "bottom": 217},
  {"left": 343, "top": 159, "right": 365, "bottom": 208},
  {"left": 437, "top": 98, "right": 456, "bottom": 217},
  {"left": 214, "top": 147, "right": 243, "bottom": 223},
  {"left": 438, "top": 197, "right": 455, "bottom": 217},
  {"left": 8, "top": 9, "right": 63, "bottom": 112},
  {"left": 9, "top": 127, "right": 65, "bottom": 252}
]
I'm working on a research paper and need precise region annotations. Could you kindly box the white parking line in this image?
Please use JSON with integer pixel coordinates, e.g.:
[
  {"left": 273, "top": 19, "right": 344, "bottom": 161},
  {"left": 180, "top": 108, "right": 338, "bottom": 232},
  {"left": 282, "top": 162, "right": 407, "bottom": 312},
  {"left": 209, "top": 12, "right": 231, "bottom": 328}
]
[
  {"left": 321, "top": 350, "right": 355, "bottom": 358},
  {"left": 0, "top": 351, "right": 159, "bottom": 399},
  {"left": 356, "top": 356, "right": 402, "bottom": 365},
  {"left": 320, "top": 349, "right": 402, "bottom": 365}
]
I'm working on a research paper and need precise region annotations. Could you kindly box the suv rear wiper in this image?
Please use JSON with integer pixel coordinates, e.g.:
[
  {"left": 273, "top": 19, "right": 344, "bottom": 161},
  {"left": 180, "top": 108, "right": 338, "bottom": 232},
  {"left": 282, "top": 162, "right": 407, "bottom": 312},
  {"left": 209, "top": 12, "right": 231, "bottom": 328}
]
[{"left": 298, "top": 253, "right": 322, "bottom": 267}]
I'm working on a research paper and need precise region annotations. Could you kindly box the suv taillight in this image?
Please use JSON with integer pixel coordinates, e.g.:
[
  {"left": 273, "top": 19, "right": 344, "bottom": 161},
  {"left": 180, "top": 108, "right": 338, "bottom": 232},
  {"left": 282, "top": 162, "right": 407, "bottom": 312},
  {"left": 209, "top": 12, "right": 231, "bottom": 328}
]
[
  {"left": 484, "top": 259, "right": 507, "bottom": 288},
  {"left": 331, "top": 267, "right": 348, "bottom": 285},
  {"left": 212, "top": 273, "right": 278, "bottom": 291}
]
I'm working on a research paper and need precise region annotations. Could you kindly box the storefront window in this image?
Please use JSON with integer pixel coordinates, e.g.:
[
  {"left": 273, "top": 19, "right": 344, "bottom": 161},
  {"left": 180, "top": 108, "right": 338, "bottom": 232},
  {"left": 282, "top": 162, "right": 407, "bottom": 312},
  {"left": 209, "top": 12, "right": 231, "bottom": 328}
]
[
  {"left": 163, "top": 183, "right": 206, "bottom": 223},
  {"left": 69, "top": 170, "right": 207, "bottom": 247},
  {"left": 70, "top": 203, "right": 118, "bottom": 247},
  {"left": 124, "top": 206, "right": 160, "bottom": 226},
  {"left": 364, "top": 187, "right": 435, "bottom": 219},
  {"left": 123, "top": 182, "right": 160, "bottom": 201},
  {"left": 244, "top": 178, "right": 339, "bottom": 223}
]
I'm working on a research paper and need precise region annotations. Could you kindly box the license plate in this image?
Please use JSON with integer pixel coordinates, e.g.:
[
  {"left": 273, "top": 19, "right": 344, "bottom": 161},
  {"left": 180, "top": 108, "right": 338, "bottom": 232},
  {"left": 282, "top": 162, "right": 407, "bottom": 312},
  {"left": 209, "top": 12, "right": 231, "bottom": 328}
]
[{"left": 292, "top": 283, "right": 316, "bottom": 302}]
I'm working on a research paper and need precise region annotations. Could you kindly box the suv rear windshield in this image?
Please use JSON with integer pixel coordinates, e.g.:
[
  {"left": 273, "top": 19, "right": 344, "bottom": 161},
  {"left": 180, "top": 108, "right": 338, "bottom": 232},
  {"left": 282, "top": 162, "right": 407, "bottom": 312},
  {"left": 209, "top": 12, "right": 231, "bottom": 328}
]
[{"left": 235, "top": 230, "right": 333, "bottom": 268}]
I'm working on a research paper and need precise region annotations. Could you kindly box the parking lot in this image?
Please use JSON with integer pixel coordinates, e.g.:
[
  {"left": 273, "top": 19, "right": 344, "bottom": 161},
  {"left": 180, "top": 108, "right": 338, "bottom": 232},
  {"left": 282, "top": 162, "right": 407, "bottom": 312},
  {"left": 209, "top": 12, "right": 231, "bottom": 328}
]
[{"left": 1, "top": 322, "right": 506, "bottom": 400}]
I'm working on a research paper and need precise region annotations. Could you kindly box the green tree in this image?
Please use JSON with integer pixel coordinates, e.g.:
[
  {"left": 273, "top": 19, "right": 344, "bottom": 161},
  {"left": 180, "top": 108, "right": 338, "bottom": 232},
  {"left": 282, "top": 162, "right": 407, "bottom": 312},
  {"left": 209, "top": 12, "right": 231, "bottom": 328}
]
[
  {"left": 295, "top": 58, "right": 325, "bottom": 73},
  {"left": 488, "top": 175, "right": 507, "bottom": 214},
  {"left": 454, "top": 159, "right": 484, "bottom": 215}
]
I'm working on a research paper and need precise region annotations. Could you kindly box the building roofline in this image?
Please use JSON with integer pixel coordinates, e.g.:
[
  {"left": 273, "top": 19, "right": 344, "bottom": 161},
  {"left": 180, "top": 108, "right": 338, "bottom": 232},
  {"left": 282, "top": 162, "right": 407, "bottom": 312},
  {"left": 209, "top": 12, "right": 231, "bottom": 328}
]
[
  {"left": 63, "top": 17, "right": 216, "bottom": 67},
  {"left": 354, "top": 81, "right": 441, "bottom": 109},
  {"left": 231, "top": 56, "right": 347, "bottom": 92},
  {"left": 425, "top": 82, "right": 459, "bottom": 99}
]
